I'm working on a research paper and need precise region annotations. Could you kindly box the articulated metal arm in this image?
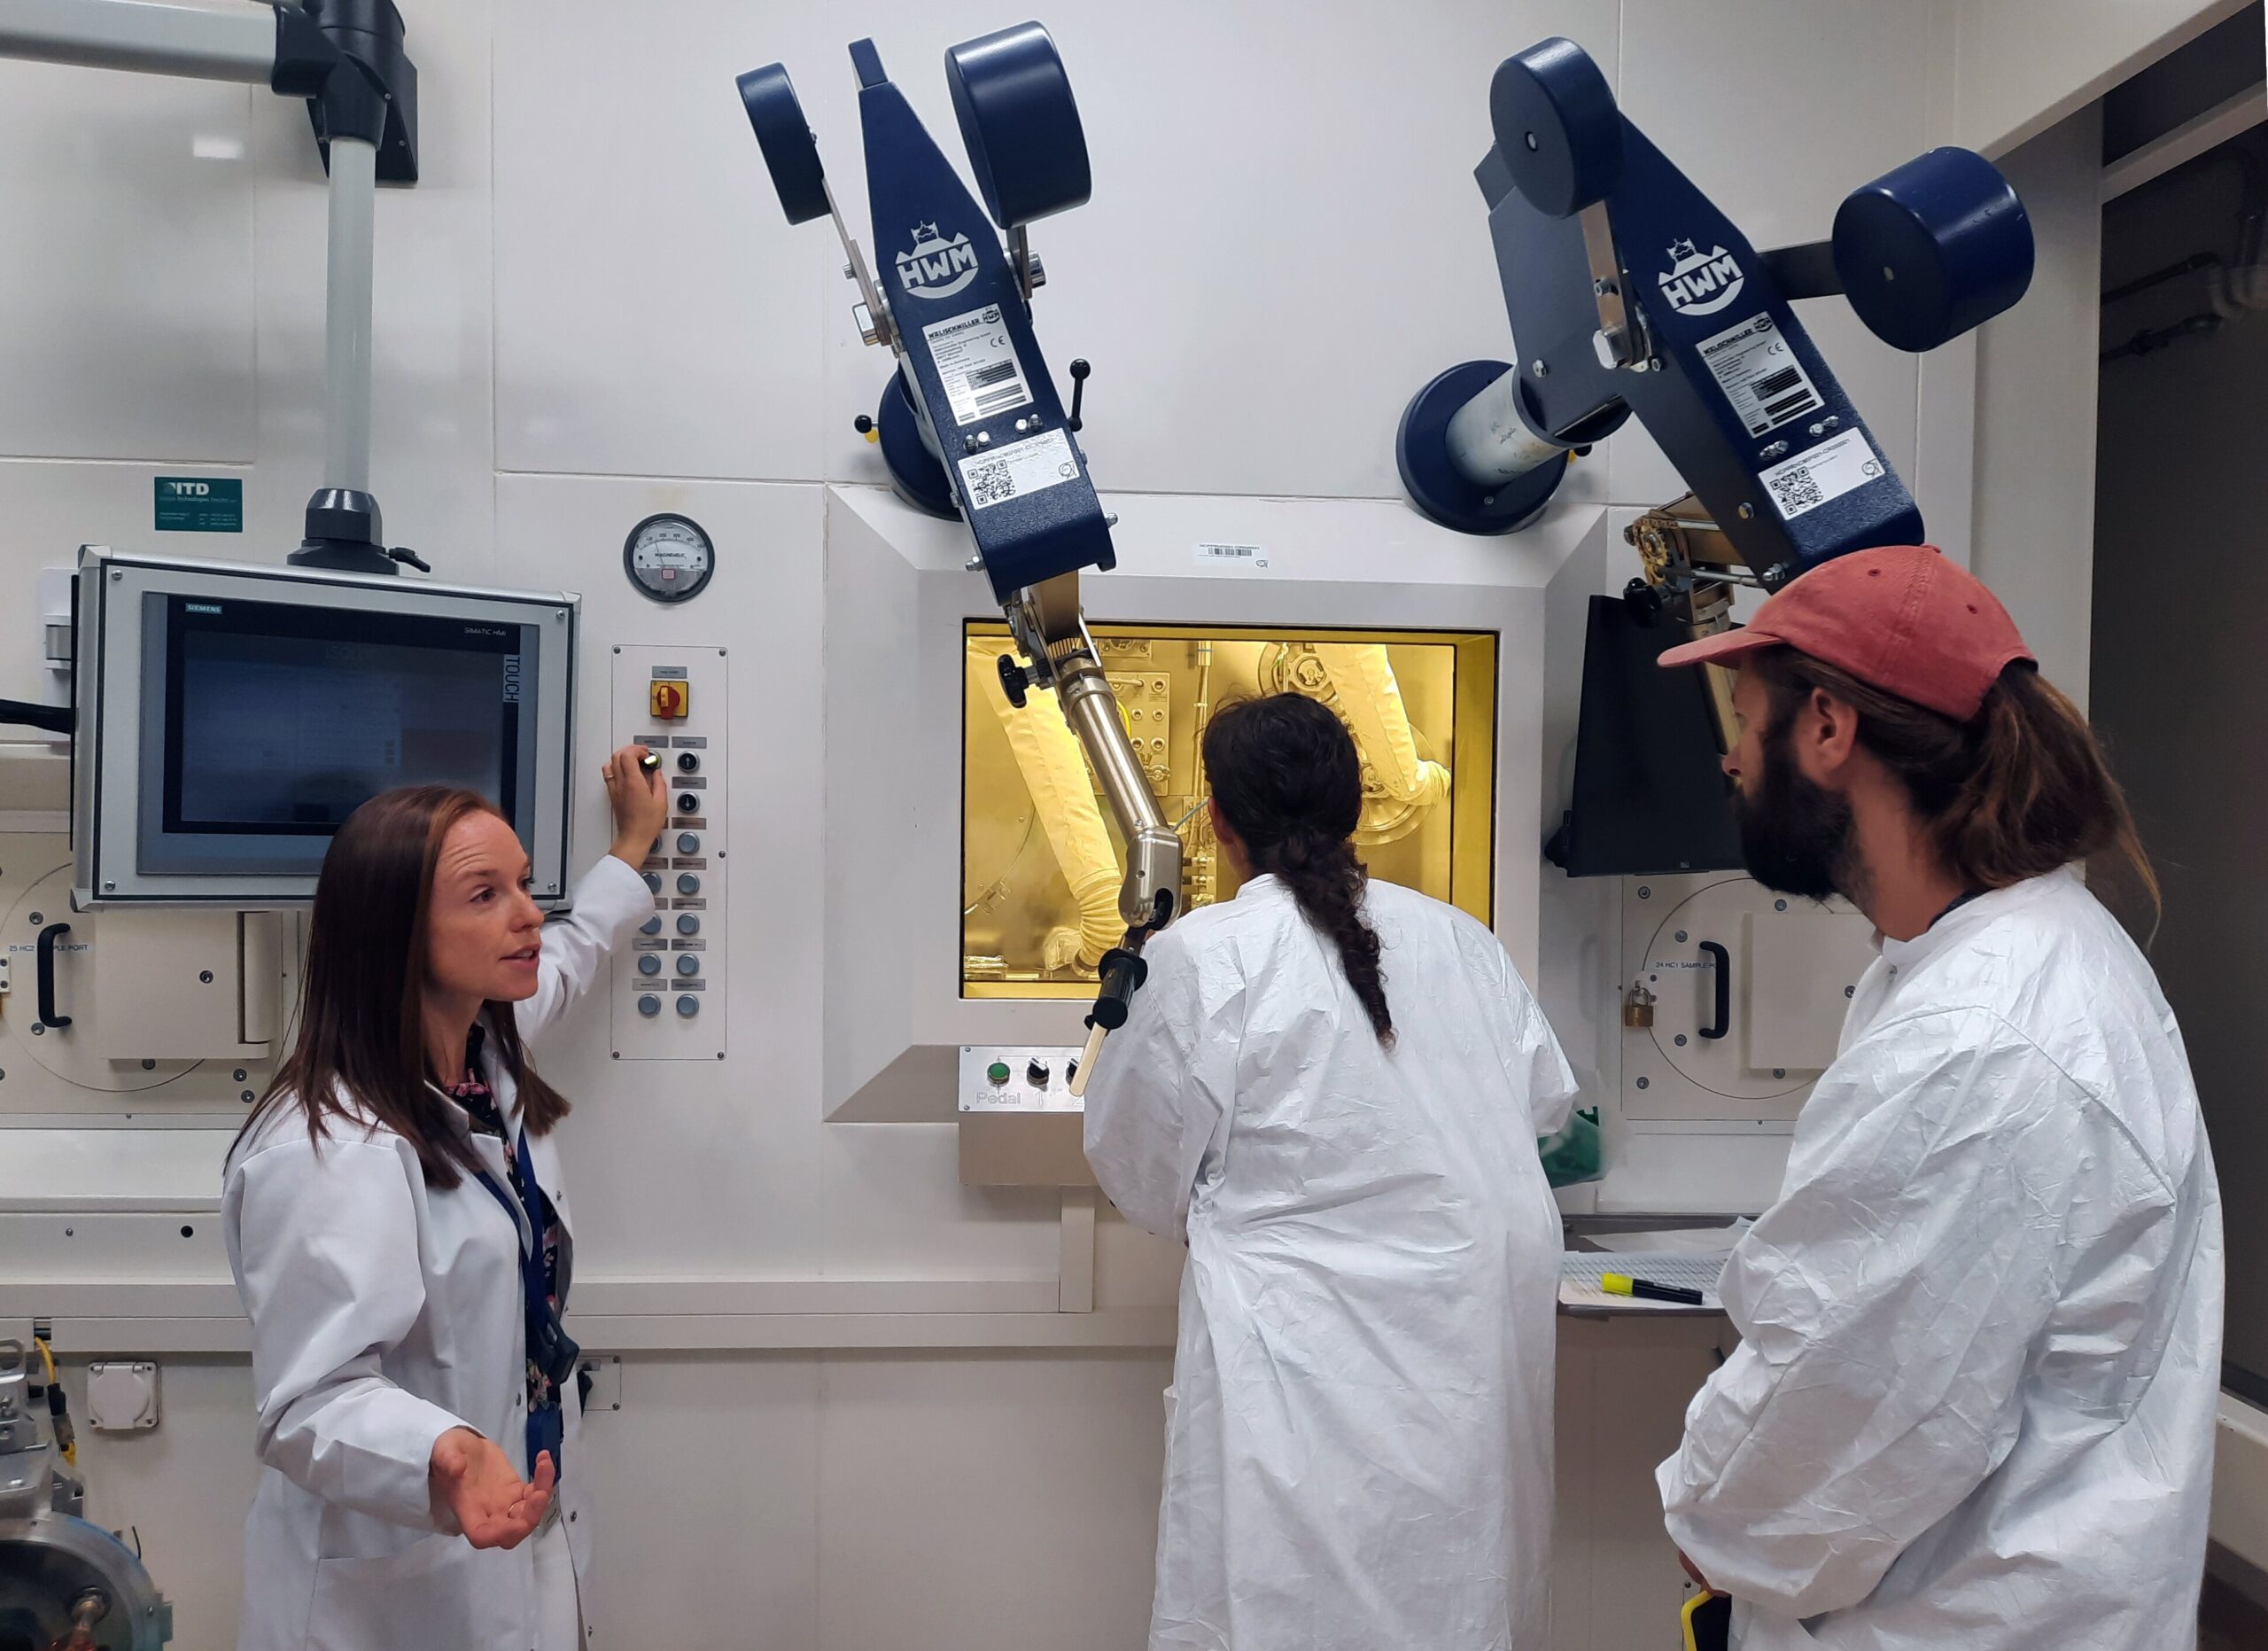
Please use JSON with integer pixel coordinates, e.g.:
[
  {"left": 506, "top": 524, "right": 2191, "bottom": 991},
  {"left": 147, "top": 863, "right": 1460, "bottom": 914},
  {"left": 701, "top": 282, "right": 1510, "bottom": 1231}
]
[
  {"left": 742, "top": 28, "right": 1172, "bottom": 1086},
  {"left": 1006, "top": 576, "right": 1182, "bottom": 934},
  {"left": 1002, "top": 574, "right": 1180, "bottom": 1099}
]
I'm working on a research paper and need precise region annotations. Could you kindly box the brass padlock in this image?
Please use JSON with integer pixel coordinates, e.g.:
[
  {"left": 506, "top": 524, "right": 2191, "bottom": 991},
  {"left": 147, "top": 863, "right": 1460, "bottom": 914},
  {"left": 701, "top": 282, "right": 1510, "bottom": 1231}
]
[{"left": 1622, "top": 981, "right": 1657, "bottom": 1030}]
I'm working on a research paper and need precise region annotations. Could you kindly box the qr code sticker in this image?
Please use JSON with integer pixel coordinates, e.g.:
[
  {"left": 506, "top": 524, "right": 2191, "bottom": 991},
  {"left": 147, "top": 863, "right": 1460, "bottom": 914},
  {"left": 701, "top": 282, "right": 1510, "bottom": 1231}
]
[
  {"left": 1767, "top": 466, "right": 1824, "bottom": 515},
  {"left": 967, "top": 459, "right": 1015, "bottom": 507}
]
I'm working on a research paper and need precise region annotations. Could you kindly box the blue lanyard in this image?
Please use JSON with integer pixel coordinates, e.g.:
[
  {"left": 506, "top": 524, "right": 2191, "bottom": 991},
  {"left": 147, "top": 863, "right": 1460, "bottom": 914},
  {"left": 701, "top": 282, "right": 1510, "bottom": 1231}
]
[{"left": 470, "top": 1128, "right": 577, "bottom": 1476}]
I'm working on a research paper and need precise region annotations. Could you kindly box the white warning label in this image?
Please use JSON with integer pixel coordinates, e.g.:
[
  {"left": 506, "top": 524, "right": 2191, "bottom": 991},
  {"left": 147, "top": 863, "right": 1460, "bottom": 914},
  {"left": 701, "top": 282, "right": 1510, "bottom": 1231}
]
[
  {"left": 959, "top": 428, "right": 1081, "bottom": 512},
  {"left": 1759, "top": 429, "right": 1885, "bottom": 522},
  {"left": 1193, "top": 541, "right": 1270, "bottom": 570},
  {"left": 1699, "top": 312, "right": 1825, "bottom": 437},
  {"left": 922, "top": 305, "right": 1034, "bottom": 427}
]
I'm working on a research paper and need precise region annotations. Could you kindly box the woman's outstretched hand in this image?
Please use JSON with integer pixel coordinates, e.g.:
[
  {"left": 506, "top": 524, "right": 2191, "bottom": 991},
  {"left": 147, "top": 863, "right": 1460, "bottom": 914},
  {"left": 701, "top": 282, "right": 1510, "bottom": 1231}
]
[{"left": 431, "top": 1427, "right": 555, "bottom": 1550}]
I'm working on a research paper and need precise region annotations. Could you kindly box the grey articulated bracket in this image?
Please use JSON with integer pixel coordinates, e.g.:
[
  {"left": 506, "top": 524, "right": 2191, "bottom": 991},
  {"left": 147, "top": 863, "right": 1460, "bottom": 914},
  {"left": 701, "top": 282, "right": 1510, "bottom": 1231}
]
[
  {"left": 0, "top": 0, "right": 275, "bottom": 82},
  {"left": 0, "top": 0, "right": 423, "bottom": 574}
]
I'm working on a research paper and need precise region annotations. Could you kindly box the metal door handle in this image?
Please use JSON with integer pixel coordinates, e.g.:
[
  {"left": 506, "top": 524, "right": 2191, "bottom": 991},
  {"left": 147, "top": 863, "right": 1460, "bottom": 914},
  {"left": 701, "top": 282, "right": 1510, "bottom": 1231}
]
[
  {"left": 1697, "top": 940, "right": 1728, "bottom": 1040},
  {"left": 37, "top": 922, "right": 73, "bottom": 1031}
]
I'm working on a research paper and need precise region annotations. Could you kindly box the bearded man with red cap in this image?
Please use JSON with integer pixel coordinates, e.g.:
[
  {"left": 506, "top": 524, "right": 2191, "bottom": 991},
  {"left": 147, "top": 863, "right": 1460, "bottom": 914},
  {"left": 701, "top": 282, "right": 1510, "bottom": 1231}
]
[{"left": 1652, "top": 545, "right": 2223, "bottom": 1651}]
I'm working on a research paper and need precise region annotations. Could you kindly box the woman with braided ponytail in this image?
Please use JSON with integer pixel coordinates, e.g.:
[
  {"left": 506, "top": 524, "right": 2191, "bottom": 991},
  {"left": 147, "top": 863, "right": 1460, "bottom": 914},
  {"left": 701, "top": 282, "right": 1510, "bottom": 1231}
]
[{"left": 1085, "top": 692, "right": 1579, "bottom": 1651}]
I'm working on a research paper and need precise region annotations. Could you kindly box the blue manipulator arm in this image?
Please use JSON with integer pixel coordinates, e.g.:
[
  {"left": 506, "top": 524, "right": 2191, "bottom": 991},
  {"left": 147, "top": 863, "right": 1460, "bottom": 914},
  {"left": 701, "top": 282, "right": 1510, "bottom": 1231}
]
[
  {"left": 1400, "top": 37, "right": 2032, "bottom": 635},
  {"left": 739, "top": 24, "right": 1180, "bottom": 1063}
]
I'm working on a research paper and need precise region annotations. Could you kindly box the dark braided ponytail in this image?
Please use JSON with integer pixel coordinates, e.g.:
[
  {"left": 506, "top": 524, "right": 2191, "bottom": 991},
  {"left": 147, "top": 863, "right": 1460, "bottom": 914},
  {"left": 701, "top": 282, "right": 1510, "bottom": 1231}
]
[{"left": 1202, "top": 694, "right": 1394, "bottom": 1047}]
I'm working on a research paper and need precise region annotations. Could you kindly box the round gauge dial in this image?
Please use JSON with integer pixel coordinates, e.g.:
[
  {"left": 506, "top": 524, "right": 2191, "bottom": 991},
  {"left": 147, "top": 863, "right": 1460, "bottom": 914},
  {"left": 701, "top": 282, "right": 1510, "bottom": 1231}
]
[{"left": 624, "top": 513, "right": 715, "bottom": 604}]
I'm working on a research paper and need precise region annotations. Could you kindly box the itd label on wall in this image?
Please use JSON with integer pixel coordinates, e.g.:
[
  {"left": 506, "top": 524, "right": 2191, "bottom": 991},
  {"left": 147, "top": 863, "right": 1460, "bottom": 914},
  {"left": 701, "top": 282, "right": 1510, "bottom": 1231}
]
[{"left": 154, "top": 477, "right": 243, "bottom": 533}]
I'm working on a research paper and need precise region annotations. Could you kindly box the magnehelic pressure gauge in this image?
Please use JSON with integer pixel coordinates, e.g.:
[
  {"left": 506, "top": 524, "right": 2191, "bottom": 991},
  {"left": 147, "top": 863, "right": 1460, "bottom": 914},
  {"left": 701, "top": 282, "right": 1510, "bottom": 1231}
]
[{"left": 624, "top": 513, "right": 716, "bottom": 604}]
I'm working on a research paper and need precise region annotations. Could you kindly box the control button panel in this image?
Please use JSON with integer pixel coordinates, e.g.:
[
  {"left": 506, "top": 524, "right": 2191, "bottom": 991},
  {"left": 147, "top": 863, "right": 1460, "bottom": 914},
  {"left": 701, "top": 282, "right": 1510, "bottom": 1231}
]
[
  {"left": 612, "top": 647, "right": 726, "bottom": 1061},
  {"left": 959, "top": 1045, "right": 1084, "bottom": 1115}
]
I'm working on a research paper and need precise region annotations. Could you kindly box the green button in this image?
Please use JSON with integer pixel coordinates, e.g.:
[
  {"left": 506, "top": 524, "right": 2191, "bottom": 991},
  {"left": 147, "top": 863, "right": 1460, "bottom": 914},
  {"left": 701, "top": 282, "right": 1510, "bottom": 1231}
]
[{"left": 986, "top": 1062, "right": 1011, "bottom": 1086}]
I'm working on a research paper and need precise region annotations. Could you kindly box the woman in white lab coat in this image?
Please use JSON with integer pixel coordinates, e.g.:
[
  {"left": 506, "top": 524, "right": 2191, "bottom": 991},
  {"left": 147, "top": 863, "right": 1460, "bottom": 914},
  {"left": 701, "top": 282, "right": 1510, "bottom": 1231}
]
[
  {"left": 1084, "top": 693, "right": 1580, "bottom": 1651},
  {"left": 222, "top": 751, "right": 666, "bottom": 1651}
]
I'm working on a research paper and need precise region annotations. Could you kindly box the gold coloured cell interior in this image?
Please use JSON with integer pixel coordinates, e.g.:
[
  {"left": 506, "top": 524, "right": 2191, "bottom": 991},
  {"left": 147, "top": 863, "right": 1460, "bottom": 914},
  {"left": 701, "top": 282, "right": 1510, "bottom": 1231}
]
[{"left": 962, "top": 621, "right": 1497, "bottom": 999}]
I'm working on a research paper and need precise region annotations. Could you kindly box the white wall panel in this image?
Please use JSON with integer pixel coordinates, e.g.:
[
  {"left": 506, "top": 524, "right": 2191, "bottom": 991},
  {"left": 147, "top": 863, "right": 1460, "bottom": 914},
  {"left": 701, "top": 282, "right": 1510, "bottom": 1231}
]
[
  {"left": 1969, "top": 106, "right": 2103, "bottom": 697},
  {"left": 0, "top": 61, "right": 256, "bottom": 463},
  {"left": 495, "top": 472, "right": 833, "bottom": 1279},
  {"left": 0, "top": 462, "right": 248, "bottom": 707},
  {"left": 577, "top": 1354, "right": 825, "bottom": 1650},
  {"left": 818, "top": 1351, "right": 1173, "bottom": 1651},
  {"left": 35, "top": 1332, "right": 1744, "bottom": 1651},
  {"left": 492, "top": 1, "right": 831, "bottom": 483},
  {"left": 1606, "top": 0, "right": 1933, "bottom": 510},
  {"left": 1953, "top": 0, "right": 2246, "bottom": 158},
  {"left": 821, "top": 1126, "right": 1067, "bottom": 1282},
  {"left": 44, "top": 1358, "right": 261, "bottom": 1651},
  {"left": 1550, "top": 1317, "right": 1728, "bottom": 1647},
  {"left": 493, "top": 0, "right": 1620, "bottom": 499}
]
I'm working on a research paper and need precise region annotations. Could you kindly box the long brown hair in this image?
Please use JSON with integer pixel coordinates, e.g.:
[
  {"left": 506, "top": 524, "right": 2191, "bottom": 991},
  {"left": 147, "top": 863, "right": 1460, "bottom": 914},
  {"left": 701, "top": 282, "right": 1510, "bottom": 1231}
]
[
  {"left": 1751, "top": 649, "right": 2160, "bottom": 915},
  {"left": 1203, "top": 694, "right": 1394, "bottom": 1047},
  {"left": 236, "top": 785, "right": 571, "bottom": 1188}
]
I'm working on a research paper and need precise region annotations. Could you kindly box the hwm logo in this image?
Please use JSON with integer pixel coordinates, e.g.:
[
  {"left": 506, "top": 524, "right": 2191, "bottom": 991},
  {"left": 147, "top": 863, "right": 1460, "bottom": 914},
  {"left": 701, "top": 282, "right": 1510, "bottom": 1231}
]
[
  {"left": 1657, "top": 238, "right": 1744, "bottom": 316},
  {"left": 896, "top": 222, "right": 978, "bottom": 300}
]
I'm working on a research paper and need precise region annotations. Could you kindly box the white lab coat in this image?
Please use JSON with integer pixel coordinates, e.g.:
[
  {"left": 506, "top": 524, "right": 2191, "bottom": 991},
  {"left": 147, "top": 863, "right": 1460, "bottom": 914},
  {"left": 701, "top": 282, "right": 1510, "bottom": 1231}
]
[
  {"left": 222, "top": 853, "right": 651, "bottom": 1651},
  {"left": 1658, "top": 868, "right": 2224, "bottom": 1650},
  {"left": 1085, "top": 875, "right": 1578, "bottom": 1651}
]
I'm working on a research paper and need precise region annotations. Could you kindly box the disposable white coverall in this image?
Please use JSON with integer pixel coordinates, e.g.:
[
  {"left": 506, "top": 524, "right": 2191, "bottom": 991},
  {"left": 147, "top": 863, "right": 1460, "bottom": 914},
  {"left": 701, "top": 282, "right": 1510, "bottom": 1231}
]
[
  {"left": 222, "top": 853, "right": 650, "bottom": 1651},
  {"left": 1658, "top": 868, "right": 2224, "bottom": 1650},
  {"left": 1085, "top": 874, "right": 1579, "bottom": 1651}
]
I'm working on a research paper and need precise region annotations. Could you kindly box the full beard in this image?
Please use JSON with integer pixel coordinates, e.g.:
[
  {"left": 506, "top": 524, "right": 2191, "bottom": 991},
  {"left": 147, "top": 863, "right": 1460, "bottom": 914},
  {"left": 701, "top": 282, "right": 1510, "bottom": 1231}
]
[{"left": 1735, "top": 720, "right": 1860, "bottom": 903}]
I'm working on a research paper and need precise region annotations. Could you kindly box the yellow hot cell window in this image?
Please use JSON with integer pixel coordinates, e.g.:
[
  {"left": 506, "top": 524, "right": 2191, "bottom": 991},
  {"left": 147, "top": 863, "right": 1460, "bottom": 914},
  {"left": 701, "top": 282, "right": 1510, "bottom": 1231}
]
[{"left": 960, "top": 622, "right": 1497, "bottom": 999}]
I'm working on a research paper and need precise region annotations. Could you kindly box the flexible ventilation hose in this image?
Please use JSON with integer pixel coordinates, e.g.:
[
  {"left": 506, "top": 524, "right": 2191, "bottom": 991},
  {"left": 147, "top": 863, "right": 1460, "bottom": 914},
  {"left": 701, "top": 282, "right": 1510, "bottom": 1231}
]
[
  {"left": 971, "top": 640, "right": 1123, "bottom": 966},
  {"left": 1310, "top": 642, "right": 1452, "bottom": 807}
]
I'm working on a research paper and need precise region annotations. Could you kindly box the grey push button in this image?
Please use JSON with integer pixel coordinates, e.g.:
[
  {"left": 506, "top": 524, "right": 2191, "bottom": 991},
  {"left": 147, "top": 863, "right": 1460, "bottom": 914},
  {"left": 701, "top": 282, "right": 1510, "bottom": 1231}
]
[
  {"left": 675, "top": 995, "right": 700, "bottom": 1017},
  {"left": 675, "top": 954, "right": 700, "bottom": 977},
  {"left": 677, "top": 872, "right": 702, "bottom": 896},
  {"left": 638, "top": 954, "right": 663, "bottom": 977},
  {"left": 677, "top": 832, "right": 700, "bottom": 854},
  {"left": 637, "top": 994, "right": 661, "bottom": 1017},
  {"left": 677, "top": 914, "right": 701, "bottom": 936},
  {"left": 640, "top": 915, "right": 663, "bottom": 936}
]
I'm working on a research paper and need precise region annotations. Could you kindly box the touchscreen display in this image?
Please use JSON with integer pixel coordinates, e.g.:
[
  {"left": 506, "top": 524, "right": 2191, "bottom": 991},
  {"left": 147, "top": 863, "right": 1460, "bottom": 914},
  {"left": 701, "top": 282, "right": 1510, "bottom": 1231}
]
[{"left": 163, "top": 596, "right": 527, "bottom": 835}]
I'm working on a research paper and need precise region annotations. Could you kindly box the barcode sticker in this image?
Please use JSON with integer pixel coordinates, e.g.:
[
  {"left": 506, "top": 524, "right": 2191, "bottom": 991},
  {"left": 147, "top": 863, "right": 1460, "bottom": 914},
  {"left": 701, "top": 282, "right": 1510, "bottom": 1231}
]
[
  {"left": 1759, "top": 429, "right": 1884, "bottom": 521},
  {"left": 1699, "top": 312, "right": 1825, "bottom": 437},
  {"left": 921, "top": 305, "right": 1034, "bottom": 427},
  {"left": 959, "top": 428, "right": 1081, "bottom": 511},
  {"left": 1194, "top": 541, "right": 1270, "bottom": 570}
]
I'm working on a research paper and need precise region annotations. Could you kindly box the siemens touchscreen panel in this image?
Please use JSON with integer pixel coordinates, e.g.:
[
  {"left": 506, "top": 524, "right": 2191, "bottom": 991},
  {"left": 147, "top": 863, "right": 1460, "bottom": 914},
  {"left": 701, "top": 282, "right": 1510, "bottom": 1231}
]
[{"left": 75, "top": 549, "right": 578, "bottom": 907}]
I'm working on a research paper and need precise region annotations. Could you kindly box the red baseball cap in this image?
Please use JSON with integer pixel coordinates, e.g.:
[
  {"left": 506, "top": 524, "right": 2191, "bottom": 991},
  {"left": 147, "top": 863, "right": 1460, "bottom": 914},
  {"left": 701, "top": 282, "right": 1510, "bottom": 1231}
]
[{"left": 1657, "top": 545, "right": 2035, "bottom": 722}]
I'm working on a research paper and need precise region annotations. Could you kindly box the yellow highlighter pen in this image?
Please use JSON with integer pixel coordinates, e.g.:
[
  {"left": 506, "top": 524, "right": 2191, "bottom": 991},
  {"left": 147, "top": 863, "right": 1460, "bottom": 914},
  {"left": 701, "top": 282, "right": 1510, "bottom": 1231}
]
[{"left": 1602, "top": 1272, "right": 1706, "bottom": 1305}]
